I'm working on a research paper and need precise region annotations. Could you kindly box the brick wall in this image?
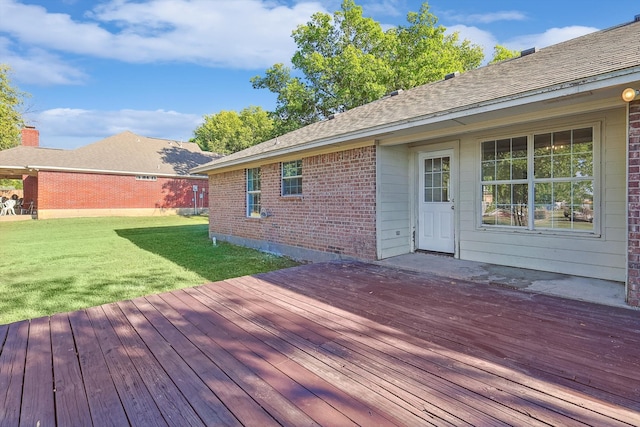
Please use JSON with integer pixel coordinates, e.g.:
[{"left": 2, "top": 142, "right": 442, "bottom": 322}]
[
  {"left": 627, "top": 100, "right": 640, "bottom": 306},
  {"left": 37, "top": 171, "right": 207, "bottom": 210},
  {"left": 208, "top": 146, "right": 377, "bottom": 259},
  {"left": 22, "top": 175, "right": 38, "bottom": 207}
]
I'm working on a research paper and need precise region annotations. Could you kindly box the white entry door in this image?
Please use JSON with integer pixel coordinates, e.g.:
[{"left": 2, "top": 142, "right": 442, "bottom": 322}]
[{"left": 417, "top": 150, "right": 455, "bottom": 253}]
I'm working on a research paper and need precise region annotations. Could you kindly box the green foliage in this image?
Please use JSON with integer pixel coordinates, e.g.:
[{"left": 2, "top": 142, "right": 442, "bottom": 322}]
[
  {"left": 192, "top": 105, "right": 274, "bottom": 154},
  {"left": 489, "top": 45, "right": 520, "bottom": 64},
  {"left": 251, "top": 64, "right": 319, "bottom": 136},
  {"left": 0, "top": 178, "right": 23, "bottom": 189},
  {"left": 0, "top": 64, "right": 29, "bottom": 151},
  {"left": 251, "top": 0, "right": 484, "bottom": 135},
  {"left": 0, "top": 216, "right": 298, "bottom": 324},
  {"left": 388, "top": 4, "right": 483, "bottom": 90}
]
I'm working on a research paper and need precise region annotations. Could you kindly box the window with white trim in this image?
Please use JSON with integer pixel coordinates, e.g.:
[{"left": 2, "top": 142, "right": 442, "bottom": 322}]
[
  {"left": 246, "top": 168, "right": 261, "bottom": 218},
  {"left": 135, "top": 175, "right": 157, "bottom": 181},
  {"left": 282, "top": 160, "right": 302, "bottom": 196},
  {"left": 481, "top": 126, "right": 595, "bottom": 232}
]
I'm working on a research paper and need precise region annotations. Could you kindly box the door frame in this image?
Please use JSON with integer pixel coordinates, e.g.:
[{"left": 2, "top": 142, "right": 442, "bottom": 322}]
[{"left": 412, "top": 141, "right": 459, "bottom": 256}]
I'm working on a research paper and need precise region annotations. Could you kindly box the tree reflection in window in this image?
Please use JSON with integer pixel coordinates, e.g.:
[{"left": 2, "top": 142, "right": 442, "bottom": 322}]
[
  {"left": 533, "top": 128, "right": 593, "bottom": 230},
  {"left": 481, "top": 136, "right": 528, "bottom": 227},
  {"left": 481, "top": 127, "right": 594, "bottom": 231}
]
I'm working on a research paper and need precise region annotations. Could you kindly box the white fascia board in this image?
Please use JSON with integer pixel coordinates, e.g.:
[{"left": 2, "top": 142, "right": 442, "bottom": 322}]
[
  {"left": 26, "top": 165, "right": 209, "bottom": 179},
  {"left": 194, "top": 67, "right": 640, "bottom": 173}
]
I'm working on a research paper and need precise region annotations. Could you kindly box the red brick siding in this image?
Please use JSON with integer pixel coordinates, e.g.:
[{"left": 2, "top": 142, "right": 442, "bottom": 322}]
[
  {"left": 22, "top": 175, "right": 38, "bottom": 207},
  {"left": 37, "top": 171, "right": 207, "bottom": 209},
  {"left": 628, "top": 100, "right": 640, "bottom": 306},
  {"left": 208, "top": 146, "right": 377, "bottom": 259}
]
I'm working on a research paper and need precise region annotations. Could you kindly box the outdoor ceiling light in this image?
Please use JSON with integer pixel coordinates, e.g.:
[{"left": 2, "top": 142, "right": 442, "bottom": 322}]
[{"left": 622, "top": 87, "right": 640, "bottom": 102}]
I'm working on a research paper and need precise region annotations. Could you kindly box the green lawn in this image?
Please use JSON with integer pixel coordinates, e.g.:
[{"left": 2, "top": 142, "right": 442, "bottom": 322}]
[{"left": 0, "top": 216, "right": 299, "bottom": 325}]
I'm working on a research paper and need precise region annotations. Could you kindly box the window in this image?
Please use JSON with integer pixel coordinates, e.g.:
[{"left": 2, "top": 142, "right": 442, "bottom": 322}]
[
  {"left": 424, "top": 156, "right": 450, "bottom": 202},
  {"left": 282, "top": 160, "right": 302, "bottom": 196},
  {"left": 246, "top": 168, "right": 261, "bottom": 218},
  {"left": 481, "top": 136, "right": 528, "bottom": 227},
  {"left": 481, "top": 127, "right": 594, "bottom": 232}
]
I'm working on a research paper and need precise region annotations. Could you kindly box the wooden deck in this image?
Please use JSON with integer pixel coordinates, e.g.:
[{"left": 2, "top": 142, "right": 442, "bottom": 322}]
[{"left": 1, "top": 262, "right": 639, "bottom": 426}]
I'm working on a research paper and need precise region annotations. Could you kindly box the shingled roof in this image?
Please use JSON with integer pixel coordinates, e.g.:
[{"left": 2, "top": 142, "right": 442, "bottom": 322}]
[
  {"left": 192, "top": 17, "right": 640, "bottom": 174},
  {"left": 0, "top": 131, "right": 219, "bottom": 177}
]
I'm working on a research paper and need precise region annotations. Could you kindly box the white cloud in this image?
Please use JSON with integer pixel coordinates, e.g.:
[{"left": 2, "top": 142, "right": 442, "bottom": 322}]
[
  {"left": 505, "top": 26, "right": 599, "bottom": 51},
  {"left": 29, "top": 107, "right": 203, "bottom": 148},
  {"left": 0, "top": 38, "right": 88, "bottom": 85},
  {"left": 0, "top": 0, "right": 327, "bottom": 72}
]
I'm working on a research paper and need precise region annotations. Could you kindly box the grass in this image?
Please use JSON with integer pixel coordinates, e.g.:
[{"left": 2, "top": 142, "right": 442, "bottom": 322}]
[{"left": 0, "top": 216, "right": 299, "bottom": 325}]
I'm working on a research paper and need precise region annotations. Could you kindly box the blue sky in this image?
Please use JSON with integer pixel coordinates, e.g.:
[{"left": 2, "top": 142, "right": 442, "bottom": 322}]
[{"left": 1, "top": 0, "right": 638, "bottom": 149}]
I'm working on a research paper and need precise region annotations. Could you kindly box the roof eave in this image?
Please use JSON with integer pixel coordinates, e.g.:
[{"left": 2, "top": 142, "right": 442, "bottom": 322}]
[
  {"left": 26, "top": 165, "right": 209, "bottom": 179},
  {"left": 192, "top": 66, "right": 640, "bottom": 174}
]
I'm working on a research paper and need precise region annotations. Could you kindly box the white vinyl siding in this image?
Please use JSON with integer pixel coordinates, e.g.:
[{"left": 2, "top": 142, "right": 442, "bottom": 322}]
[
  {"left": 377, "top": 145, "right": 411, "bottom": 259},
  {"left": 374, "top": 108, "right": 625, "bottom": 281},
  {"left": 458, "top": 109, "right": 625, "bottom": 282}
]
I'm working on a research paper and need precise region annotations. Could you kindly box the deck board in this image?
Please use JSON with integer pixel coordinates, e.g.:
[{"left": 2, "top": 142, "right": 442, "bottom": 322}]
[
  {"left": 1, "top": 261, "right": 639, "bottom": 426},
  {"left": 0, "top": 321, "right": 29, "bottom": 427},
  {"left": 85, "top": 305, "right": 168, "bottom": 426},
  {"left": 211, "top": 277, "right": 499, "bottom": 426},
  {"left": 51, "top": 313, "right": 92, "bottom": 427},
  {"left": 260, "top": 265, "right": 640, "bottom": 410},
  {"left": 229, "top": 276, "right": 579, "bottom": 427},
  {"left": 67, "top": 309, "right": 129, "bottom": 427},
  {"left": 117, "top": 299, "right": 241, "bottom": 426},
  {"left": 149, "top": 292, "right": 320, "bottom": 426},
  {"left": 182, "top": 286, "right": 375, "bottom": 426},
  {"left": 20, "top": 317, "right": 55, "bottom": 427},
  {"left": 235, "top": 270, "right": 635, "bottom": 427}
]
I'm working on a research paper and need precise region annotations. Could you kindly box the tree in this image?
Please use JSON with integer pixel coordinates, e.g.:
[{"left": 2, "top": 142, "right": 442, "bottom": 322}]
[
  {"left": 387, "top": 5, "right": 483, "bottom": 90},
  {"left": 251, "top": 0, "right": 484, "bottom": 135},
  {"left": 250, "top": 64, "right": 318, "bottom": 136},
  {"left": 489, "top": 45, "right": 520, "bottom": 64},
  {"left": 0, "top": 64, "right": 29, "bottom": 151},
  {"left": 192, "top": 106, "right": 274, "bottom": 154}
]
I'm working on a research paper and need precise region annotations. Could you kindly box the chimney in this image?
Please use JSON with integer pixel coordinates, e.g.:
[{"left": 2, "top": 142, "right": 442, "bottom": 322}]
[{"left": 21, "top": 126, "right": 39, "bottom": 147}]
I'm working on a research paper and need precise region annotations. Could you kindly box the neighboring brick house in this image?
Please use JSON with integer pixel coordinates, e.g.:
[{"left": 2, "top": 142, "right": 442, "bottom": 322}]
[
  {"left": 194, "top": 17, "right": 640, "bottom": 306},
  {"left": 0, "top": 129, "right": 217, "bottom": 218}
]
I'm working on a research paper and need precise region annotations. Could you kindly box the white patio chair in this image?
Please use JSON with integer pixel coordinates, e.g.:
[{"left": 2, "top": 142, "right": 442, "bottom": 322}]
[{"left": 1, "top": 199, "right": 16, "bottom": 215}]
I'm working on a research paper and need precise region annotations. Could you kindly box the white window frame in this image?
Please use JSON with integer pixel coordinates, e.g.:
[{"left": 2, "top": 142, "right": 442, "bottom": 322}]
[
  {"left": 479, "top": 122, "right": 599, "bottom": 234},
  {"left": 281, "top": 160, "right": 303, "bottom": 196},
  {"left": 246, "top": 167, "right": 261, "bottom": 218}
]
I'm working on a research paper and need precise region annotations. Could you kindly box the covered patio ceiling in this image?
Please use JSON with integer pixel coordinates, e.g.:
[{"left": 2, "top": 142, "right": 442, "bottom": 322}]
[{"left": 0, "top": 166, "right": 36, "bottom": 180}]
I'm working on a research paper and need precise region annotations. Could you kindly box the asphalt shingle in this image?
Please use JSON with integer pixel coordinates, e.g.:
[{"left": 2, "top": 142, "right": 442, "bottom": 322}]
[{"left": 0, "top": 131, "right": 219, "bottom": 177}]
